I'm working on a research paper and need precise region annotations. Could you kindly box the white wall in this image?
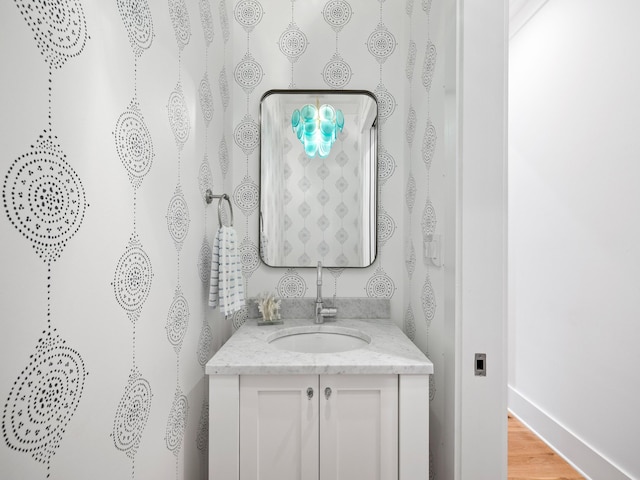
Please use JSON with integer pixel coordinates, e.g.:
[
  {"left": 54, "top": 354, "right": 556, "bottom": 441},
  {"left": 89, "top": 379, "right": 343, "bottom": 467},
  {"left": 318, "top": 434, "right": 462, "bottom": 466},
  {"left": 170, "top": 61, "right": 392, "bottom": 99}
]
[
  {"left": 509, "top": 1, "right": 640, "bottom": 478},
  {"left": 457, "top": 1, "right": 508, "bottom": 478}
]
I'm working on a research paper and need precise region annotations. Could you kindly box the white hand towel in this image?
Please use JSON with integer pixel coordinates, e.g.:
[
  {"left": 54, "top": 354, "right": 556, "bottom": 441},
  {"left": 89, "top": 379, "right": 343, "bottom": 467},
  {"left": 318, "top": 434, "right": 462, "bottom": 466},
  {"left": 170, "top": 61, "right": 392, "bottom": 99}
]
[
  {"left": 208, "top": 226, "right": 245, "bottom": 316},
  {"left": 208, "top": 232, "right": 220, "bottom": 308}
]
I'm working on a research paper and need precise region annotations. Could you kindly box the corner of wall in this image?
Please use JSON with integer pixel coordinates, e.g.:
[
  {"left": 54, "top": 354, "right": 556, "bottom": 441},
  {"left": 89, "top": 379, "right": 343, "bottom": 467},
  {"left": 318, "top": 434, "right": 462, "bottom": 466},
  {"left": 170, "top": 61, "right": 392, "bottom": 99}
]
[{"left": 508, "top": 387, "right": 632, "bottom": 480}]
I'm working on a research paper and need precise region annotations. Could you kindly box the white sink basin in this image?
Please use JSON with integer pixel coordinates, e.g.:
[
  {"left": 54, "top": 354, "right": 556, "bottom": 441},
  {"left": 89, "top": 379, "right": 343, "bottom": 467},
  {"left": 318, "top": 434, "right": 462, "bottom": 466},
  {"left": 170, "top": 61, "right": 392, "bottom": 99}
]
[{"left": 268, "top": 326, "right": 371, "bottom": 354}]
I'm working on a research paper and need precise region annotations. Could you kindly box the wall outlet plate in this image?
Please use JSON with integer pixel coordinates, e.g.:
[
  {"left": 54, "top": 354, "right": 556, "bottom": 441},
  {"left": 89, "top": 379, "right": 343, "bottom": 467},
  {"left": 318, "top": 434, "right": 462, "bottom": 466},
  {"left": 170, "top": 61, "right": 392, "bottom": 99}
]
[{"left": 475, "top": 353, "right": 486, "bottom": 376}]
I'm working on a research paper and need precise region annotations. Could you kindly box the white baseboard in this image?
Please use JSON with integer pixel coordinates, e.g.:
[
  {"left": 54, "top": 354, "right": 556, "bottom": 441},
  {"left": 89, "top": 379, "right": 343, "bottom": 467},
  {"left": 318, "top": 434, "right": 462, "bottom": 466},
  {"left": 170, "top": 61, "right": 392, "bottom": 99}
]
[{"left": 508, "top": 386, "right": 632, "bottom": 480}]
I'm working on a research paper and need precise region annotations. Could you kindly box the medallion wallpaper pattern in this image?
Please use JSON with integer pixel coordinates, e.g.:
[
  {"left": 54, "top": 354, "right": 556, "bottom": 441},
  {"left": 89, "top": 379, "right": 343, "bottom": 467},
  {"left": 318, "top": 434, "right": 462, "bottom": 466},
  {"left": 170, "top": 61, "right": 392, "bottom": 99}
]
[
  {"left": 231, "top": 0, "right": 405, "bottom": 316},
  {"left": 404, "top": 1, "right": 445, "bottom": 478},
  {"left": 0, "top": 0, "right": 445, "bottom": 478},
  {"left": 2, "top": 2, "right": 90, "bottom": 477},
  {"left": 1, "top": 0, "right": 228, "bottom": 478},
  {"left": 111, "top": 0, "right": 155, "bottom": 476}
]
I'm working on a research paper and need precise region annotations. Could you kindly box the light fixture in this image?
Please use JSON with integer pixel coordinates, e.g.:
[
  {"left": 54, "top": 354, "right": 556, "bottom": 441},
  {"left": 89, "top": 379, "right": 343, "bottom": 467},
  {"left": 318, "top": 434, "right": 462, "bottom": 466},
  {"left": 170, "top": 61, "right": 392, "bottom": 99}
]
[{"left": 291, "top": 99, "right": 344, "bottom": 158}]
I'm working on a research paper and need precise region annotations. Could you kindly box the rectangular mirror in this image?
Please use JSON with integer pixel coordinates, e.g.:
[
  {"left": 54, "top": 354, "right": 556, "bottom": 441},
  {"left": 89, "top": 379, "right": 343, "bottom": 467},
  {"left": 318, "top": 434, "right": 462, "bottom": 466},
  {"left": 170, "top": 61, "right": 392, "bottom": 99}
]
[{"left": 260, "top": 90, "right": 378, "bottom": 268}]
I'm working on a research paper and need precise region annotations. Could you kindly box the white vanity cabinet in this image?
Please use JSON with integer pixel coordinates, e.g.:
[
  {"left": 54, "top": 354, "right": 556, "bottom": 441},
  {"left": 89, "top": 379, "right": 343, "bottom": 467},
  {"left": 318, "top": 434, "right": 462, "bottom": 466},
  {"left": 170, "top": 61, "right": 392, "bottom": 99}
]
[
  {"left": 239, "top": 375, "right": 319, "bottom": 480},
  {"left": 209, "top": 373, "right": 429, "bottom": 480},
  {"left": 239, "top": 374, "right": 398, "bottom": 480},
  {"left": 318, "top": 375, "right": 398, "bottom": 480},
  {"left": 206, "top": 317, "right": 433, "bottom": 480}
]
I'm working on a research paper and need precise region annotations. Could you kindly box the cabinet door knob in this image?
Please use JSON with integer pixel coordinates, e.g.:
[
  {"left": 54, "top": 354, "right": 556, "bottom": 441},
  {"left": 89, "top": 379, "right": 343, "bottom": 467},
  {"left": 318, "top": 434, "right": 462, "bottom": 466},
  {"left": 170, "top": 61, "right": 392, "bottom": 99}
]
[
  {"left": 324, "top": 387, "right": 332, "bottom": 399},
  {"left": 307, "top": 387, "right": 314, "bottom": 400}
]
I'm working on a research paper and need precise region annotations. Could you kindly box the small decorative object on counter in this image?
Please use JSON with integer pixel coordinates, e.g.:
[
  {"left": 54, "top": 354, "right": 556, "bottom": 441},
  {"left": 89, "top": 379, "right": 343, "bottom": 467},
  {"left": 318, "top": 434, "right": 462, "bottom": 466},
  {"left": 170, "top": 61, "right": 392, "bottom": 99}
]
[{"left": 256, "top": 291, "right": 283, "bottom": 325}]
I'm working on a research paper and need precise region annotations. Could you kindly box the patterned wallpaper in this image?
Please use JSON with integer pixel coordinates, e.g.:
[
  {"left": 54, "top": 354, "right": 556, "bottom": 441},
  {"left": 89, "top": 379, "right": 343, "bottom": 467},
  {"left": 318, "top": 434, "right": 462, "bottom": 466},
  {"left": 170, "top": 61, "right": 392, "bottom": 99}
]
[
  {"left": 2, "top": 2, "right": 90, "bottom": 477},
  {"left": 111, "top": 0, "right": 156, "bottom": 472},
  {"left": 0, "top": 1, "right": 228, "bottom": 478},
  {"left": 405, "top": 1, "right": 445, "bottom": 479},
  {"left": 230, "top": 0, "right": 406, "bottom": 323},
  {"left": 0, "top": 0, "right": 445, "bottom": 479},
  {"left": 228, "top": 1, "right": 445, "bottom": 478}
]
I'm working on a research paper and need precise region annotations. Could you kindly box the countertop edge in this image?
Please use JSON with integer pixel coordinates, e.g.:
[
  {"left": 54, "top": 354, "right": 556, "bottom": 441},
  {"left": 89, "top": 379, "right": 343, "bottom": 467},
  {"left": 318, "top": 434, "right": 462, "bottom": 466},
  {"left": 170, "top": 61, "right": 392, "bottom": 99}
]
[{"left": 205, "top": 366, "right": 434, "bottom": 375}]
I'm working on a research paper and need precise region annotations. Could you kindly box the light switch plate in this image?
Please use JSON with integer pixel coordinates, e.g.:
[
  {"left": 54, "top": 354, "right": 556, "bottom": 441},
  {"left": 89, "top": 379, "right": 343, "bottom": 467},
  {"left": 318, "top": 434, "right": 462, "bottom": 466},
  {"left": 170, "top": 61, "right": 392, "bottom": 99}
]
[{"left": 423, "top": 233, "right": 442, "bottom": 267}]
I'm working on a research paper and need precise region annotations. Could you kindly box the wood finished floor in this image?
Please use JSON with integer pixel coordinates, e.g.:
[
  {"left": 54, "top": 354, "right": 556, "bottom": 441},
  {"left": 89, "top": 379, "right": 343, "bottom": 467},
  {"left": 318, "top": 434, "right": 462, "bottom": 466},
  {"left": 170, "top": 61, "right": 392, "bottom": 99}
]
[{"left": 508, "top": 414, "right": 584, "bottom": 480}]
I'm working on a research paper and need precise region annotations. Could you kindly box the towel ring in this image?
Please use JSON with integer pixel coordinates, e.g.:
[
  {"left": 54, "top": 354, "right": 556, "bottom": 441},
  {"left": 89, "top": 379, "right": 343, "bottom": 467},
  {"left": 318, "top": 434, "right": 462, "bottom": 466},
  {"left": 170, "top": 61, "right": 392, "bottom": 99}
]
[{"left": 205, "top": 189, "right": 234, "bottom": 228}]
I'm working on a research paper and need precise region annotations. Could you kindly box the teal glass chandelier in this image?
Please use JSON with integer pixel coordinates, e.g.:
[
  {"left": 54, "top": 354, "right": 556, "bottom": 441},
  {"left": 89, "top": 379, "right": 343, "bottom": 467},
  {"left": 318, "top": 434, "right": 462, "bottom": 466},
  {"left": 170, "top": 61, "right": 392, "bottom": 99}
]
[{"left": 291, "top": 100, "right": 344, "bottom": 158}]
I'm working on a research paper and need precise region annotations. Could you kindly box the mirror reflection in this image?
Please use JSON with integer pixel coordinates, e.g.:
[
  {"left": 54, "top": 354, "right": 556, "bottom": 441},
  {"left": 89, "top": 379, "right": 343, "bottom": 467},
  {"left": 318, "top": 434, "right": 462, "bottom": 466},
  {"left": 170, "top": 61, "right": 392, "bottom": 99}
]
[{"left": 260, "top": 90, "right": 378, "bottom": 268}]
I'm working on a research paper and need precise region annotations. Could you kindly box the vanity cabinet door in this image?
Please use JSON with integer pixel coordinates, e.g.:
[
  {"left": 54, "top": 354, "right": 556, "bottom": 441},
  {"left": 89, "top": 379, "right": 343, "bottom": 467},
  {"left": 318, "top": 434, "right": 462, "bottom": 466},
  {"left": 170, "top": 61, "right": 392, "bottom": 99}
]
[
  {"left": 239, "top": 375, "right": 319, "bottom": 480},
  {"left": 319, "top": 374, "right": 398, "bottom": 480}
]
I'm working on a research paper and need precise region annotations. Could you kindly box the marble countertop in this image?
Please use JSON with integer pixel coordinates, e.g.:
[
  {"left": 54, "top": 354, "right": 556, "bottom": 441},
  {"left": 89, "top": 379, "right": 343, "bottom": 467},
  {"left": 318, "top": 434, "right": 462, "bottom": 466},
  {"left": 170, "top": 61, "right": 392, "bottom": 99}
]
[{"left": 205, "top": 317, "right": 434, "bottom": 375}]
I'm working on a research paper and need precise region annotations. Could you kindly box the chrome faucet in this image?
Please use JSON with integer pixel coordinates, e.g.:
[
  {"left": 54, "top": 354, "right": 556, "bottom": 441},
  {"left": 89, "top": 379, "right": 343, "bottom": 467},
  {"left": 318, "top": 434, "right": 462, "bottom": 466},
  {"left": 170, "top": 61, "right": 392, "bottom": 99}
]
[{"left": 315, "top": 261, "right": 337, "bottom": 324}]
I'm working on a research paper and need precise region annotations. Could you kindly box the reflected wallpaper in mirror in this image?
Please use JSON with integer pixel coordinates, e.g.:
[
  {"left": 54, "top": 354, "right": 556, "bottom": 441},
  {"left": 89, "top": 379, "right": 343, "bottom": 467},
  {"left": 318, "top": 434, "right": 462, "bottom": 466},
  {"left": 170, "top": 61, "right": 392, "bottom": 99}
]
[{"left": 260, "top": 90, "right": 378, "bottom": 268}]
